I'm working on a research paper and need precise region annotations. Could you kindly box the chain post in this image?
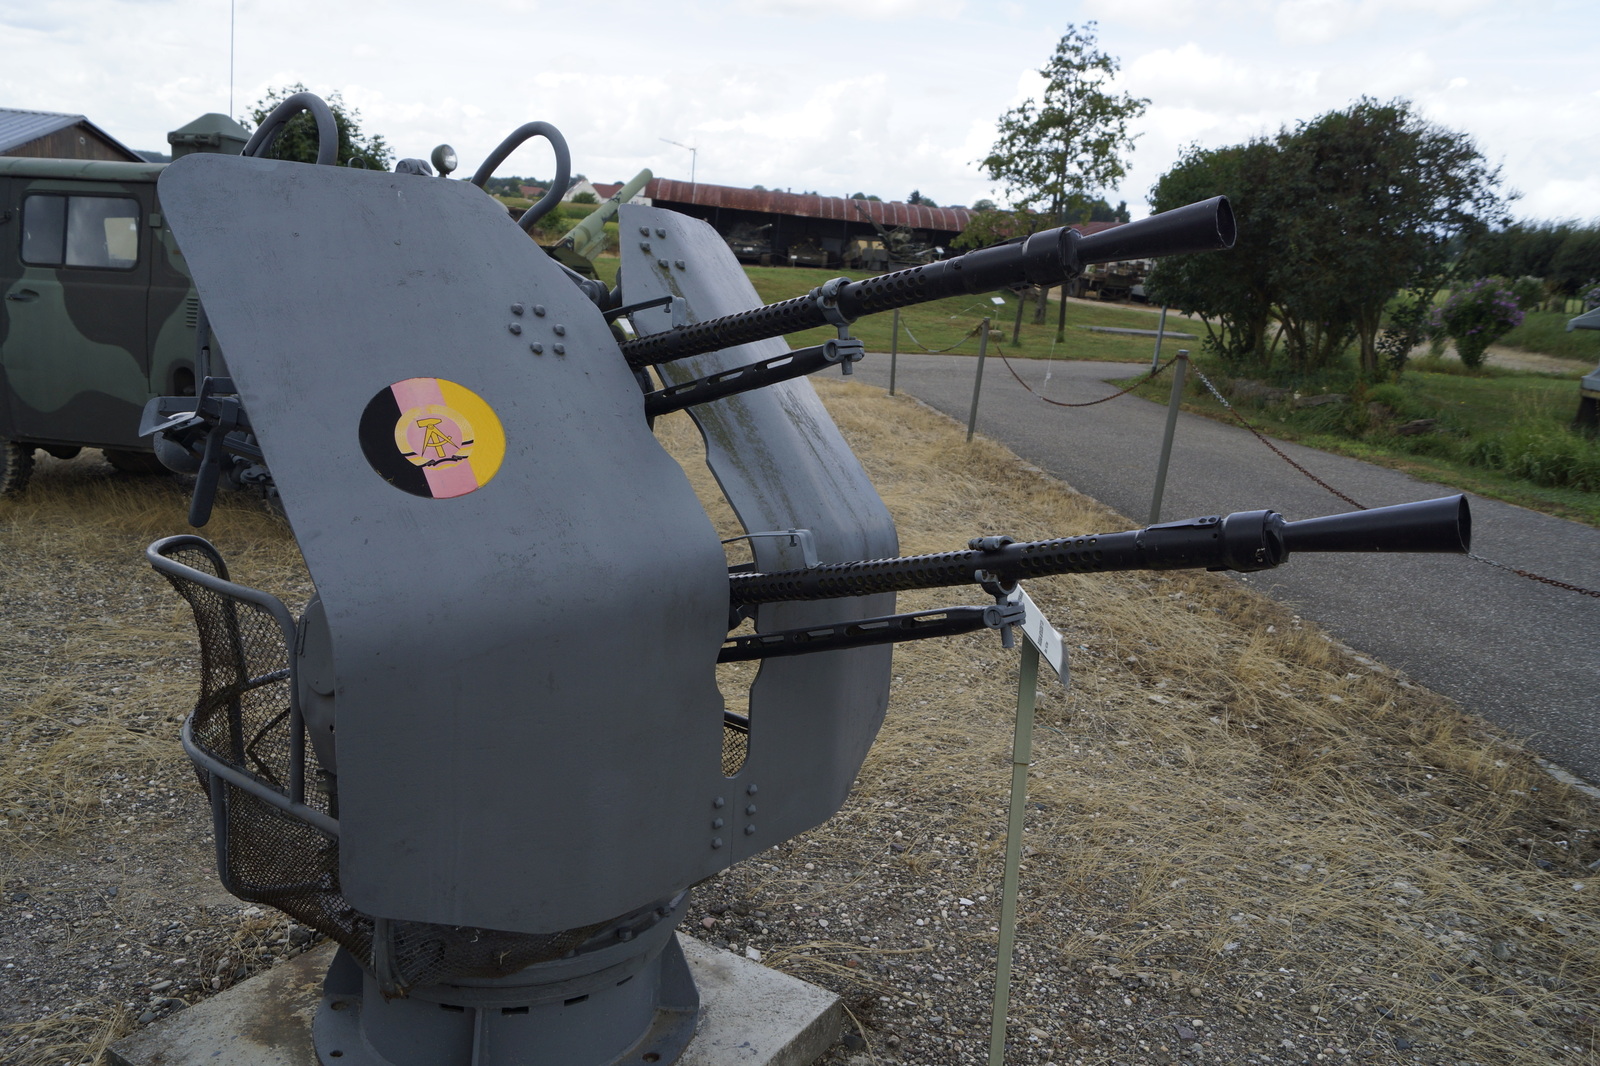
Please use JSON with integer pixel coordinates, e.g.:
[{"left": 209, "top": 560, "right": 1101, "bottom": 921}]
[
  {"left": 889, "top": 308, "right": 900, "bottom": 395},
  {"left": 967, "top": 317, "right": 992, "bottom": 442},
  {"left": 1149, "top": 350, "right": 1189, "bottom": 524}
]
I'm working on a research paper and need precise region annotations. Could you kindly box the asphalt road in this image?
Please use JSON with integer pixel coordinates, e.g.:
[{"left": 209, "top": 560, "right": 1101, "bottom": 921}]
[{"left": 851, "top": 351, "right": 1600, "bottom": 782}]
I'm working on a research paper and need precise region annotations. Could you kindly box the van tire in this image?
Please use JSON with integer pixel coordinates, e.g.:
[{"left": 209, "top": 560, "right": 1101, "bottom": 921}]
[
  {"left": 104, "top": 449, "right": 170, "bottom": 476},
  {"left": 1, "top": 440, "right": 34, "bottom": 496}
]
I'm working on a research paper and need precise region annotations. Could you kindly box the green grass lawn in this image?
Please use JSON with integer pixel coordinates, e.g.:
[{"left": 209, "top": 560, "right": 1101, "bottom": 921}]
[
  {"left": 740, "top": 264, "right": 1183, "bottom": 362},
  {"left": 1497, "top": 308, "right": 1600, "bottom": 362},
  {"left": 1124, "top": 361, "right": 1600, "bottom": 526}
]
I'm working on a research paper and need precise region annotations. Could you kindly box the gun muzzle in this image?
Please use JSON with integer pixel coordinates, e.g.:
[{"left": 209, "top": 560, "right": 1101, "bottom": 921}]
[
  {"left": 1075, "top": 195, "right": 1236, "bottom": 265},
  {"left": 1282, "top": 494, "right": 1471, "bottom": 555}
]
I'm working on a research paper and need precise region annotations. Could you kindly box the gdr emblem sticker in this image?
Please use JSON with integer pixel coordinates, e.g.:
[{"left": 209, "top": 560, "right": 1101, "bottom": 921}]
[{"left": 359, "top": 378, "right": 505, "bottom": 498}]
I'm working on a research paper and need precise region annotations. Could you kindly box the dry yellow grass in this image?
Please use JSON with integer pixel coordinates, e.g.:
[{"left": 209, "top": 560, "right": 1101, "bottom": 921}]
[{"left": 1, "top": 386, "right": 1597, "bottom": 1065}]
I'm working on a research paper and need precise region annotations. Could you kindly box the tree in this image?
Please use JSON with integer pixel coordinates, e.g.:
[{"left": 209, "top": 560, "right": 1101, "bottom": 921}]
[
  {"left": 952, "top": 208, "right": 1048, "bottom": 252},
  {"left": 242, "top": 83, "right": 393, "bottom": 170},
  {"left": 1270, "top": 99, "right": 1505, "bottom": 376},
  {"left": 1551, "top": 227, "right": 1600, "bottom": 301},
  {"left": 980, "top": 23, "right": 1147, "bottom": 333},
  {"left": 1146, "top": 140, "right": 1280, "bottom": 373},
  {"left": 1148, "top": 98, "right": 1506, "bottom": 379},
  {"left": 907, "top": 190, "right": 938, "bottom": 207},
  {"left": 980, "top": 24, "right": 1147, "bottom": 224}
]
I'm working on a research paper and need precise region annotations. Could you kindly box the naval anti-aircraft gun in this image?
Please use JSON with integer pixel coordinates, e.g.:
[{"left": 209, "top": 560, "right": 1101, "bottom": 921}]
[{"left": 141, "top": 95, "right": 1471, "bottom": 1066}]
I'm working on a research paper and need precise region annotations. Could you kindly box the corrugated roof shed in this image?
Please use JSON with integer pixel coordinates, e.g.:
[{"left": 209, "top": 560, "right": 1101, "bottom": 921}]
[
  {"left": 0, "top": 108, "right": 80, "bottom": 152},
  {"left": 645, "top": 178, "right": 974, "bottom": 233},
  {"left": 0, "top": 107, "right": 142, "bottom": 160}
]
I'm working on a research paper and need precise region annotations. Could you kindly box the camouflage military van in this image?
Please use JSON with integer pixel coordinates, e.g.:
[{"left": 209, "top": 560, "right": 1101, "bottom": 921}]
[{"left": 0, "top": 114, "right": 245, "bottom": 494}]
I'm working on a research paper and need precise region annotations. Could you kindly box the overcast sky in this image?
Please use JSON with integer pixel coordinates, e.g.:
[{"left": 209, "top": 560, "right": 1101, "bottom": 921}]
[{"left": 2, "top": 0, "right": 1592, "bottom": 223}]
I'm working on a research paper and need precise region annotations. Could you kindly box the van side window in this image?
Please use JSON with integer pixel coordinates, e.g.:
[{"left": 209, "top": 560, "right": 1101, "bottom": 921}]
[
  {"left": 19, "top": 195, "right": 140, "bottom": 270},
  {"left": 20, "top": 195, "right": 66, "bottom": 264}
]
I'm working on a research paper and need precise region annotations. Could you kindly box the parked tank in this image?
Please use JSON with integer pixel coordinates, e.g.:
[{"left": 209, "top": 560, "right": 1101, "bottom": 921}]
[
  {"left": 785, "top": 236, "right": 831, "bottom": 268},
  {"left": 724, "top": 221, "right": 772, "bottom": 265},
  {"left": 1075, "top": 258, "right": 1151, "bottom": 301}
]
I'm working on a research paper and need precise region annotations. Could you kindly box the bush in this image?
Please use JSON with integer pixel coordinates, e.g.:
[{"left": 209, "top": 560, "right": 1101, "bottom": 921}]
[
  {"left": 1433, "top": 278, "right": 1525, "bottom": 369},
  {"left": 571, "top": 191, "right": 598, "bottom": 205},
  {"left": 1396, "top": 431, "right": 1457, "bottom": 459},
  {"left": 1509, "top": 275, "right": 1545, "bottom": 311},
  {"left": 1461, "top": 427, "right": 1600, "bottom": 490}
]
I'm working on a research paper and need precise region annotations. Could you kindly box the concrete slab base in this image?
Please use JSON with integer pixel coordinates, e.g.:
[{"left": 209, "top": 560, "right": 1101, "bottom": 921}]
[{"left": 107, "top": 935, "right": 840, "bottom": 1066}]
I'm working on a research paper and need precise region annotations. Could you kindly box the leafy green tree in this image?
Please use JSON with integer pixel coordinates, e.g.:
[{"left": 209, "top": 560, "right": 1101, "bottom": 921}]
[
  {"left": 980, "top": 23, "right": 1147, "bottom": 333},
  {"left": 971, "top": 198, "right": 997, "bottom": 212},
  {"left": 243, "top": 83, "right": 393, "bottom": 170},
  {"left": 980, "top": 23, "right": 1147, "bottom": 225},
  {"left": 907, "top": 190, "right": 938, "bottom": 207},
  {"left": 1146, "top": 140, "right": 1280, "bottom": 372},
  {"left": 1270, "top": 98, "right": 1505, "bottom": 376},
  {"left": 1552, "top": 227, "right": 1600, "bottom": 301},
  {"left": 1148, "top": 98, "right": 1506, "bottom": 379},
  {"left": 953, "top": 208, "right": 1048, "bottom": 251}
]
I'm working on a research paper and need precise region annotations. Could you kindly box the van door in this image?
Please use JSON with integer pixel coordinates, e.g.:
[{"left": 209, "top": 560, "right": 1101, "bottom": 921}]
[
  {"left": 0, "top": 173, "right": 16, "bottom": 443},
  {"left": 1, "top": 183, "right": 153, "bottom": 450}
]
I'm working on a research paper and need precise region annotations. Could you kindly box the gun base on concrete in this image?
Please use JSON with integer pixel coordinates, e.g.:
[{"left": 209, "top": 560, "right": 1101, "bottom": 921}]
[{"left": 107, "top": 935, "right": 840, "bottom": 1066}]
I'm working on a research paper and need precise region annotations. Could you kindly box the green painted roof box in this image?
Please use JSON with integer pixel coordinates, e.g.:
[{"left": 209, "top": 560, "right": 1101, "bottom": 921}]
[{"left": 167, "top": 113, "right": 249, "bottom": 158}]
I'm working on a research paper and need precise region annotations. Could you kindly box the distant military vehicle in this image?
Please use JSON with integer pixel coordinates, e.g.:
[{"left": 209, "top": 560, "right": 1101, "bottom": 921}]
[
  {"left": 0, "top": 114, "right": 250, "bottom": 494},
  {"left": 850, "top": 199, "right": 941, "bottom": 268},
  {"left": 1074, "top": 258, "right": 1151, "bottom": 302},
  {"left": 0, "top": 113, "right": 458, "bottom": 496},
  {"left": 785, "top": 236, "right": 831, "bottom": 268},
  {"left": 724, "top": 221, "right": 773, "bottom": 265}
]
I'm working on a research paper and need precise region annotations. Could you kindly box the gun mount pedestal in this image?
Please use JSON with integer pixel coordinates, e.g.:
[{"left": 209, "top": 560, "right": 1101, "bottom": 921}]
[
  {"left": 108, "top": 936, "right": 840, "bottom": 1066},
  {"left": 314, "top": 922, "right": 697, "bottom": 1066}
]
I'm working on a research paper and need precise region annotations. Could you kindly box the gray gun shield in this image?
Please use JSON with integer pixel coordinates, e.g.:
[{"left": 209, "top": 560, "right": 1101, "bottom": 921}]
[
  {"left": 620, "top": 206, "right": 898, "bottom": 861},
  {"left": 157, "top": 155, "right": 730, "bottom": 933}
]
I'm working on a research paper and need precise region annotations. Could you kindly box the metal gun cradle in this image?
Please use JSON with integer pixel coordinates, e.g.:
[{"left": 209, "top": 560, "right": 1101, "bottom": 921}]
[{"left": 143, "top": 107, "right": 1466, "bottom": 1066}]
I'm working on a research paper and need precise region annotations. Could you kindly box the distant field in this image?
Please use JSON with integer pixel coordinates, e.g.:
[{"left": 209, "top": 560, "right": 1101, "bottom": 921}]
[{"left": 1498, "top": 308, "right": 1600, "bottom": 362}]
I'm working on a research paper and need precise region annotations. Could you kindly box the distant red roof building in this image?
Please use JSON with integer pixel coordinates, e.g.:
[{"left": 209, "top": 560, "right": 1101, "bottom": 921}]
[
  {"left": 644, "top": 179, "right": 973, "bottom": 234},
  {"left": 634, "top": 178, "right": 980, "bottom": 267}
]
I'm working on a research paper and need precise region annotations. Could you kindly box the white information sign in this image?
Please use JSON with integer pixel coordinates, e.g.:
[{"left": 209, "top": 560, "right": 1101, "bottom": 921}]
[{"left": 1014, "top": 587, "right": 1067, "bottom": 684}]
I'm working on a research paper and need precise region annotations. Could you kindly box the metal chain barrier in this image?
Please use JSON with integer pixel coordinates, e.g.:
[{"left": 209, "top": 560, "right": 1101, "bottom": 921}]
[
  {"left": 1467, "top": 553, "right": 1600, "bottom": 598},
  {"left": 1186, "top": 364, "right": 1600, "bottom": 599},
  {"left": 997, "top": 350, "right": 1177, "bottom": 408},
  {"left": 902, "top": 320, "right": 980, "bottom": 354},
  {"left": 1188, "top": 365, "right": 1367, "bottom": 509}
]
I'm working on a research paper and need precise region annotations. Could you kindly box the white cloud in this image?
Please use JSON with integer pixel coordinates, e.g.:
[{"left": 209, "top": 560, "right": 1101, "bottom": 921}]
[
  {"left": 733, "top": 0, "right": 965, "bottom": 17},
  {"left": 0, "top": 0, "right": 1591, "bottom": 220}
]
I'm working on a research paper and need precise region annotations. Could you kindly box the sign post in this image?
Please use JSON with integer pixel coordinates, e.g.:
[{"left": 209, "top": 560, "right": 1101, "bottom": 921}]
[{"left": 988, "top": 587, "right": 1066, "bottom": 1066}]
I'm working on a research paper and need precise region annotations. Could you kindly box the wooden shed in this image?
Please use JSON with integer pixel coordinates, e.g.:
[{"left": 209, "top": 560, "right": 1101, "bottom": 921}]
[{"left": 0, "top": 108, "right": 144, "bottom": 162}]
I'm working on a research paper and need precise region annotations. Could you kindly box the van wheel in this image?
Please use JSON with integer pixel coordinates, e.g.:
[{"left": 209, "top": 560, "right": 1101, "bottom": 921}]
[
  {"left": 104, "top": 449, "right": 170, "bottom": 476},
  {"left": 1, "top": 440, "right": 35, "bottom": 496}
]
